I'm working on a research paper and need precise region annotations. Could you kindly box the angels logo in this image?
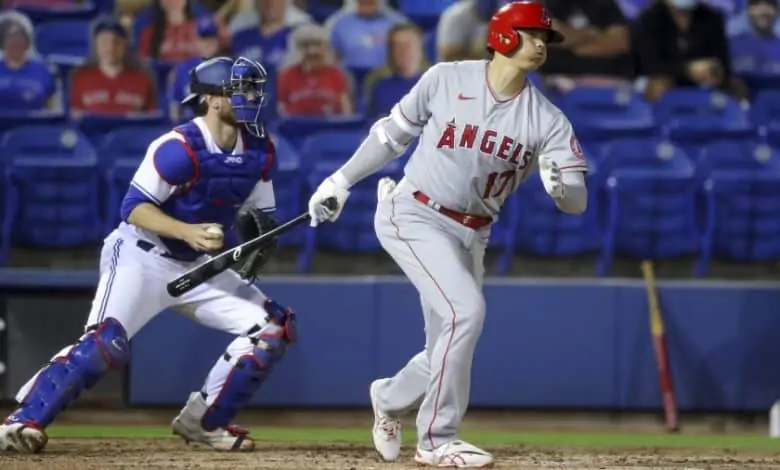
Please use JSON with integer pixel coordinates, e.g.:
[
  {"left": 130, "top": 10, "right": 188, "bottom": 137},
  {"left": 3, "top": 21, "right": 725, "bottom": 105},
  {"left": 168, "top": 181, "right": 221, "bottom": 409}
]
[
  {"left": 570, "top": 135, "right": 585, "bottom": 160},
  {"left": 541, "top": 8, "right": 552, "bottom": 27}
]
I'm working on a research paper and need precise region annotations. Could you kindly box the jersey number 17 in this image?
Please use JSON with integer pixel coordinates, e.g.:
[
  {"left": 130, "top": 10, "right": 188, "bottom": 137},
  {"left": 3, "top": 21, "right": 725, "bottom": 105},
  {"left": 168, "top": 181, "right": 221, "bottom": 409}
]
[{"left": 482, "top": 170, "right": 516, "bottom": 199}]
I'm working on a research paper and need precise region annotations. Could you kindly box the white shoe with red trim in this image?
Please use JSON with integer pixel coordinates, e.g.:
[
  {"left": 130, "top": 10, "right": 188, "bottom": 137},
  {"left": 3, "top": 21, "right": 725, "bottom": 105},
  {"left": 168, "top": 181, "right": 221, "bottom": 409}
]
[
  {"left": 370, "top": 379, "right": 402, "bottom": 461},
  {"left": 414, "top": 440, "right": 494, "bottom": 468}
]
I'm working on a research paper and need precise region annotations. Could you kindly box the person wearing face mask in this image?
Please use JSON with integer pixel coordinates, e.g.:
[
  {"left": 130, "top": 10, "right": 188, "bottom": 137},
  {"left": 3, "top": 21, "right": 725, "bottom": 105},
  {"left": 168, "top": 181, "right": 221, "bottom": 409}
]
[
  {"left": 633, "top": 0, "right": 748, "bottom": 101},
  {"left": 276, "top": 23, "right": 353, "bottom": 116},
  {"left": 437, "top": 0, "right": 507, "bottom": 62}
]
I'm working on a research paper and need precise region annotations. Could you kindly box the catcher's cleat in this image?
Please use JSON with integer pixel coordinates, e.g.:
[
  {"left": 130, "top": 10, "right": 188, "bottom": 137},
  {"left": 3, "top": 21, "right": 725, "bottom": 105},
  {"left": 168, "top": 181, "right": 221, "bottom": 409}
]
[
  {"left": 172, "top": 392, "right": 255, "bottom": 452},
  {"left": 0, "top": 421, "right": 48, "bottom": 454}
]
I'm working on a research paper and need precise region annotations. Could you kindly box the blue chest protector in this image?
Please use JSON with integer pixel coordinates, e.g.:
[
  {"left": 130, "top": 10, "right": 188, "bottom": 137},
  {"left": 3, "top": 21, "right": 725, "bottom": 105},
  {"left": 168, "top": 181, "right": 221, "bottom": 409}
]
[{"left": 159, "top": 122, "right": 274, "bottom": 260}]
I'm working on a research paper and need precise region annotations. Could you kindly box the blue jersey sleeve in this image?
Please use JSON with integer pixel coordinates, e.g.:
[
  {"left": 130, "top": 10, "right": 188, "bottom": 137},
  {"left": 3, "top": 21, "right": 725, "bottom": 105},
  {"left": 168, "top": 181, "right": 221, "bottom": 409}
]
[{"left": 120, "top": 134, "right": 198, "bottom": 221}]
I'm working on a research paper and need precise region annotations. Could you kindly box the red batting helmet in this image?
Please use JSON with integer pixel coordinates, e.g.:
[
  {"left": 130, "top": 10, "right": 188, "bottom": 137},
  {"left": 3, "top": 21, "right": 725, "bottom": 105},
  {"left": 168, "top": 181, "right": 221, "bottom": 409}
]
[{"left": 486, "top": 1, "right": 564, "bottom": 56}]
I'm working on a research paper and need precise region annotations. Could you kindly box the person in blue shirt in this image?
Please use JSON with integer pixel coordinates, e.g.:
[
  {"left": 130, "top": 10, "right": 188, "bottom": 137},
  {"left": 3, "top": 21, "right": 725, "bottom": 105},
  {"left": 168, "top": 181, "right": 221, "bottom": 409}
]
[
  {"left": 169, "top": 16, "right": 226, "bottom": 122},
  {"left": 230, "top": 0, "right": 304, "bottom": 70},
  {"left": 728, "top": 0, "right": 780, "bottom": 74},
  {"left": 728, "top": 0, "right": 780, "bottom": 36},
  {"left": 0, "top": 56, "right": 302, "bottom": 455},
  {"left": 0, "top": 11, "right": 58, "bottom": 112},
  {"left": 325, "top": 0, "right": 407, "bottom": 71}
]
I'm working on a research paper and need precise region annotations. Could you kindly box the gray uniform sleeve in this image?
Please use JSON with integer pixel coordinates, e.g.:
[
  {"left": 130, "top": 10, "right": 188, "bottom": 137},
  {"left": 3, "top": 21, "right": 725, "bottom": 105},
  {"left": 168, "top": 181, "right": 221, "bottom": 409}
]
[
  {"left": 333, "top": 65, "right": 443, "bottom": 188},
  {"left": 540, "top": 114, "right": 590, "bottom": 173}
]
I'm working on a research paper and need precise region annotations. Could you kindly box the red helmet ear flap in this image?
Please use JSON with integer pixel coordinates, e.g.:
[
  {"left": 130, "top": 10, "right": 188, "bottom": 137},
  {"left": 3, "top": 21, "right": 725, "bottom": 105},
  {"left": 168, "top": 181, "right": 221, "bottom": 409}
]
[{"left": 488, "top": 24, "right": 521, "bottom": 55}]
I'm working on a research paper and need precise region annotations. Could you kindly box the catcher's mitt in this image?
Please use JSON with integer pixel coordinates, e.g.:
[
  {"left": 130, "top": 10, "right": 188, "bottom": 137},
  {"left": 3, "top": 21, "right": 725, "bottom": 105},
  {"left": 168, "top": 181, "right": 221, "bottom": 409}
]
[{"left": 233, "top": 207, "right": 279, "bottom": 280}]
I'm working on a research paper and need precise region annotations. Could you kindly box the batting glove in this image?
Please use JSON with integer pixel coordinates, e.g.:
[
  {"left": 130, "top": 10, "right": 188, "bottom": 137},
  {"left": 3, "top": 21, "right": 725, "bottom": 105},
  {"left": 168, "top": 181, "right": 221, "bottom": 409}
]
[
  {"left": 539, "top": 158, "right": 565, "bottom": 199},
  {"left": 308, "top": 175, "right": 350, "bottom": 227},
  {"left": 377, "top": 177, "right": 396, "bottom": 202}
]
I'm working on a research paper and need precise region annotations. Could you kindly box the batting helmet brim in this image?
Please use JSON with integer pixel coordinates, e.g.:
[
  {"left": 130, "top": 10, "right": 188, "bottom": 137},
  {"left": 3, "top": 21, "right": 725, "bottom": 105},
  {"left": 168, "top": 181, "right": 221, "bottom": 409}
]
[{"left": 181, "top": 93, "right": 199, "bottom": 105}]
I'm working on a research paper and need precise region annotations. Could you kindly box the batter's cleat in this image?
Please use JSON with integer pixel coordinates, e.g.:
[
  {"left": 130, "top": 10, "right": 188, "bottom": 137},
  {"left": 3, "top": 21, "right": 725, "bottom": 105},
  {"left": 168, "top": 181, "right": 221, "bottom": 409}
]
[
  {"left": 370, "top": 379, "right": 402, "bottom": 461},
  {"left": 0, "top": 421, "right": 48, "bottom": 454},
  {"left": 414, "top": 440, "right": 494, "bottom": 468},
  {"left": 172, "top": 392, "right": 255, "bottom": 452}
]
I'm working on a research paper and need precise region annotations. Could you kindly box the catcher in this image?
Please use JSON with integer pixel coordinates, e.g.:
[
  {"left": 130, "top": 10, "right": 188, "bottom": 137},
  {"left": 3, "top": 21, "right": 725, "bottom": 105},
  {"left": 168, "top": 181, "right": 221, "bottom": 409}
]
[{"left": 0, "top": 56, "right": 295, "bottom": 454}]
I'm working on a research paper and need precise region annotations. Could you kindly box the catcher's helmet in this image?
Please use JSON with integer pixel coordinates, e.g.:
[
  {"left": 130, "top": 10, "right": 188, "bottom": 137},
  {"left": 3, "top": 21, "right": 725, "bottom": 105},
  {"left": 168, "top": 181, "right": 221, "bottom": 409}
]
[
  {"left": 182, "top": 56, "right": 269, "bottom": 137},
  {"left": 487, "top": 1, "right": 564, "bottom": 56}
]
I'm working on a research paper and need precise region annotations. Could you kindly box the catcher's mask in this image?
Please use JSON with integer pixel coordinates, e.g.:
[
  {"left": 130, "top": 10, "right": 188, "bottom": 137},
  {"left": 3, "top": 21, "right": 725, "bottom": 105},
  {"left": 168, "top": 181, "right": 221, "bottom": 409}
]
[{"left": 182, "top": 56, "right": 269, "bottom": 137}]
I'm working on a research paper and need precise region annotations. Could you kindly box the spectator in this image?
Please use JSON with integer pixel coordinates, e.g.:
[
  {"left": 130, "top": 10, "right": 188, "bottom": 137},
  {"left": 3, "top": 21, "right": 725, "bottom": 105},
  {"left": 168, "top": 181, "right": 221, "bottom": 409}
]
[
  {"left": 363, "top": 22, "right": 429, "bottom": 118},
  {"left": 69, "top": 17, "right": 158, "bottom": 116},
  {"left": 135, "top": 0, "right": 226, "bottom": 64},
  {"left": 728, "top": 0, "right": 780, "bottom": 36},
  {"left": 277, "top": 23, "right": 352, "bottom": 116},
  {"left": 325, "top": 0, "right": 406, "bottom": 71},
  {"left": 541, "top": 0, "right": 633, "bottom": 91},
  {"left": 436, "top": 0, "right": 501, "bottom": 62},
  {"left": 634, "top": 0, "right": 748, "bottom": 101},
  {"left": 229, "top": 0, "right": 312, "bottom": 39},
  {"left": 169, "top": 16, "right": 226, "bottom": 122},
  {"left": 0, "top": 11, "right": 59, "bottom": 112},
  {"left": 730, "top": 0, "right": 780, "bottom": 75},
  {"left": 230, "top": 0, "right": 308, "bottom": 69}
]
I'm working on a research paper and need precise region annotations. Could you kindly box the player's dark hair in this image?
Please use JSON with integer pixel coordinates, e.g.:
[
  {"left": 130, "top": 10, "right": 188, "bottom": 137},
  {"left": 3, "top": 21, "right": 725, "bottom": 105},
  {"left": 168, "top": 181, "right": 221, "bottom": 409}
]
[{"left": 148, "top": 0, "right": 195, "bottom": 60}]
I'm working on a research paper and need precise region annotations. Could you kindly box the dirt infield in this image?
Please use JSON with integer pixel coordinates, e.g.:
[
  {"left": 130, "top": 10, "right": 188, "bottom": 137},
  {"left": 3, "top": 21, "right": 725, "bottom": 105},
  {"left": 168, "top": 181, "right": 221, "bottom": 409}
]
[{"left": 1, "top": 439, "right": 778, "bottom": 470}]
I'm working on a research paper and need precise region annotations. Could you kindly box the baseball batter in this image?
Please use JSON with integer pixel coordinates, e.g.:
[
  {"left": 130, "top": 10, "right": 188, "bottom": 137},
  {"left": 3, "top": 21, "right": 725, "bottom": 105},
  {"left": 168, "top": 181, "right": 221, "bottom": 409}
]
[
  {"left": 307, "top": 2, "right": 588, "bottom": 467},
  {"left": 0, "top": 57, "right": 298, "bottom": 454}
]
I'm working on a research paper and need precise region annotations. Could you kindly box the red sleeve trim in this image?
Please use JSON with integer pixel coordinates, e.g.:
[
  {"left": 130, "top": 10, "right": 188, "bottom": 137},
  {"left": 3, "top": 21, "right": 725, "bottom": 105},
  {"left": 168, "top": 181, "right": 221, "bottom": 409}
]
[{"left": 261, "top": 137, "right": 275, "bottom": 182}]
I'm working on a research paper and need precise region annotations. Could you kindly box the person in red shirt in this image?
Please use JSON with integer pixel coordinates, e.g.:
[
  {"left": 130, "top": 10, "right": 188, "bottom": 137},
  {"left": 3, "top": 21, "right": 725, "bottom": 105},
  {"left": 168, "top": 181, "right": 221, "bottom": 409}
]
[
  {"left": 135, "top": 0, "right": 227, "bottom": 64},
  {"left": 69, "top": 17, "right": 157, "bottom": 116},
  {"left": 277, "top": 23, "right": 353, "bottom": 117}
]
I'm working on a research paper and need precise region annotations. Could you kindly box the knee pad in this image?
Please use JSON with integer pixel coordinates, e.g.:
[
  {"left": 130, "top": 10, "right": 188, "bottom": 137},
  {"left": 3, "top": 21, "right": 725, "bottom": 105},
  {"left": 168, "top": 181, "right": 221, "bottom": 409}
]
[
  {"left": 201, "top": 330, "right": 288, "bottom": 431},
  {"left": 262, "top": 298, "right": 297, "bottom": 344},
  {"left": 7, "top": 318, "right": 129, "bottom": 428}
]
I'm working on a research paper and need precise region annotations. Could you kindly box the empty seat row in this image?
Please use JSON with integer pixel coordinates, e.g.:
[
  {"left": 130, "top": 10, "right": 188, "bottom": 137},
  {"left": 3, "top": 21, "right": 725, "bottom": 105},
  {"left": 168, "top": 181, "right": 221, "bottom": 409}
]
[{"left": 1, "top": 125, "right": 779, "bottom": 277}]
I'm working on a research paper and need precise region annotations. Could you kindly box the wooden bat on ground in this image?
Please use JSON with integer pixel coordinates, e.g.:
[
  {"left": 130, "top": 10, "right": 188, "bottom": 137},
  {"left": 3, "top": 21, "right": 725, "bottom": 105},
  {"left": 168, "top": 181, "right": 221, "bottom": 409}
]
[
  {"left": 641, "top": 260, "right": 680, "bottom": 433},
  {"left": 166, "top": 197, "right": 337, "bottom": 298}
]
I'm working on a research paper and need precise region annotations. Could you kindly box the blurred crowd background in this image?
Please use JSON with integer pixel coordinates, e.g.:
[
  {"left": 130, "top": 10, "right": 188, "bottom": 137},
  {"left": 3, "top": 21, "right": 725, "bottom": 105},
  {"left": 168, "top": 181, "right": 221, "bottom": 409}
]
[{"left": 0, "top": 0, "right": 779, "bottom": 279}]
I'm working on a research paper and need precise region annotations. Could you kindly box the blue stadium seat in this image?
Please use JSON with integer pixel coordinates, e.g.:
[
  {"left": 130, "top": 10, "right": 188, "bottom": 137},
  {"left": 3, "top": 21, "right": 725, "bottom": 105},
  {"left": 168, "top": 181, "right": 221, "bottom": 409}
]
[
  {"left": 559, "top": 87, "right": 657, "bottom": 158},
  {"left": 76, "top": 112, "right": 168, "bottom": 147},
  {"left": 275, "top": 115, "right": 367, "bottom": 151},
  {"left": 767, "top": 121, "right": 780, "bottom": 147},
  {"left": 598, "top": 140, "right": 698, "bottom": 274},
  {"left": 496, "top": 159, "right": 601, "bottom": 275},
  {"left": 750, "top": 90, "right": 780, "bottom": 127},
  {"left": 656, "top": 90, "right": 752, "bottom": 156},
  {"left": 298, "top": 129, "right": 368, "bottom": 173},
  {"left": 100, "top": 126, "right": 168, "bottom": 232},
  {"left": 0, "top": 125, "right": 101, "bottom": 261},
  {"left": 367, "top": 76, "right": 417, "bottom": 119},
  {"left": 298, "top": 159, "right": 403, "bottom": 272},
  {"left": 696, "top": 143, "right": 780, "bottom": 274},
  {"left": 0, "top": 110, "right": 66, "bottom": 133},
  {"left": 269, "top": 134, "right": 303, "bottom": 247},
  {"left": 424, "top": 30, "right": 437, "bottom": 62},
  {"left": 13, "top": 1, "right": 98, "bottom": 22},
  {"left": 34, "top": 19, "right": 93, "bottom": 66},
  {"left": 699, "top": 170, "right": 780, "bottom": 274}
]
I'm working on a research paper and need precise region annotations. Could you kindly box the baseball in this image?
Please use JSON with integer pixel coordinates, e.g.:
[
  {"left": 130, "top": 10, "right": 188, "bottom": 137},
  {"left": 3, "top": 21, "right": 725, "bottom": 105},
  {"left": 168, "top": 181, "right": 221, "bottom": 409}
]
[{"left": 206, "top": 226, "right": 223, "bottom": 236}]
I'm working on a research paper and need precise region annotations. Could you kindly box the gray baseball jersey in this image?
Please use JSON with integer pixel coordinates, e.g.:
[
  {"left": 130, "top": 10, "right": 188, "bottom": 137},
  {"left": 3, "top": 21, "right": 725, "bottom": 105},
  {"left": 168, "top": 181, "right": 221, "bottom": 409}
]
[{"left": 391, "top": 60, "right": 588, "bottom": 217}]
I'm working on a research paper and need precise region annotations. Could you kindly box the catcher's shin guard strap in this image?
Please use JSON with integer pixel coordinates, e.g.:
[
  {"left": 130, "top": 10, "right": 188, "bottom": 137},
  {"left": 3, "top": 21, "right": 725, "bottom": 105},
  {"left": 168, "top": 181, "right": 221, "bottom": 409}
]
[
  {"left": 7, "top": 318, "right": 129, "bottom": 428},
  {"left": 201, "top": 327, "right": 289, "bottom": 431}
]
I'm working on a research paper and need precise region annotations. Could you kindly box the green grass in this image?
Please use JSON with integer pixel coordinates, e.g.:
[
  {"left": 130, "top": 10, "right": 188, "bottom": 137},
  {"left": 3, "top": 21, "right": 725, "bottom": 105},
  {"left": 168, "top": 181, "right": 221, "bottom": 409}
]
[{"left": 45, "top": 426, "right": 780, "bottom": 451}]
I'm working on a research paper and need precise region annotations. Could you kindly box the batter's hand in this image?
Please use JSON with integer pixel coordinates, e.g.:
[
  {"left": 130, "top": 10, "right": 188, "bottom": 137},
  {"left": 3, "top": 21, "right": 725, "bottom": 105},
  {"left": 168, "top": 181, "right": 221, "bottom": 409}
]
[
  {"left": 180, "top": 223, "right": 224, "bottom": 252},
  {"left": 377, "top": 177, "right": 396, "bottom": 202},
  {"left": 308, "top": 177, "right": 350, "bottom": 227},
  {"left": 539, "top": 158, "right": 565, "bottom": 199}
]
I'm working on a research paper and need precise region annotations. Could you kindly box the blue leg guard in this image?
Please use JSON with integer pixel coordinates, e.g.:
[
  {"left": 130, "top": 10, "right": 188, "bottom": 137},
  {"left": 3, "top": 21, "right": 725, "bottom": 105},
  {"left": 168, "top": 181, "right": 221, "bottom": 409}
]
[
  {"left": 6, "top": 318, "right": 129, "bottom": 429},
  {"left": 201, "top": 299, "right": 295, "bottom": 431}
]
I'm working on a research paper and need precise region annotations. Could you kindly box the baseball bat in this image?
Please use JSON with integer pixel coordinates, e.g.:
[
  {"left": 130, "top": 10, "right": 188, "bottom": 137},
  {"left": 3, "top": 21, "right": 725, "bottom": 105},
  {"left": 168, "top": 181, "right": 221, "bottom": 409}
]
[
  {"left": 640, "top": 260, "right": 680, "bottom": 433},
  {"left": 166, "top": 197, "right": 338, "bottom": 298}
]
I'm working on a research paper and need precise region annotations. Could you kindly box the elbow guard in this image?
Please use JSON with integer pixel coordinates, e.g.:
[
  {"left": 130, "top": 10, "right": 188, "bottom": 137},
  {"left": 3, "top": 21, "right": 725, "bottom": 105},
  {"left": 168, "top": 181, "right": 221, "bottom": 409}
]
[{"left": 372, "top": 117, "right": 414, "bottom": 157}]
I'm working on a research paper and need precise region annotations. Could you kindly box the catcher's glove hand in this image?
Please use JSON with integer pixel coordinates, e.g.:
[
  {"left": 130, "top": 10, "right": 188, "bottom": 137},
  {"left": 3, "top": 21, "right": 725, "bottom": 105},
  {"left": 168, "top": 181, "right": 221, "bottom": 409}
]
[{"left": 233, "top": 207, "right": 279, "bottom": 280}]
